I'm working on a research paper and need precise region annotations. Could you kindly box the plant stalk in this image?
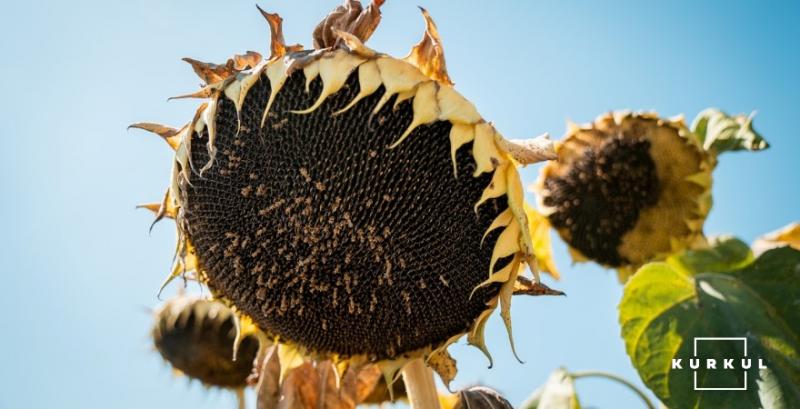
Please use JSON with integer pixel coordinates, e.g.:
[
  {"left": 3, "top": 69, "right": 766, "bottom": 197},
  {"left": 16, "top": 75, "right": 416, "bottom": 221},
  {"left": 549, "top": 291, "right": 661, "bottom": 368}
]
[
  {"left": 497, "top": 133, "right": 557, "bottom": 165},
  {"left": 401, "top": 358, "right": 441, "bottom": 409},
  {"left": 235, "top": 388, "right": 246, "bottom": 409},
  {"left": 570, "top": 370, "right": 657, "bottom": 409}
]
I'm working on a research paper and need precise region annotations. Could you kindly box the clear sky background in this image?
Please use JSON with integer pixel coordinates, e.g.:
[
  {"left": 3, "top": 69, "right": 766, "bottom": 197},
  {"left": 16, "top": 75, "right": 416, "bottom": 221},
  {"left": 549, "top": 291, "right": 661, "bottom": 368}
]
[{"left": 1, "top": 1, "right": 798, "bottom": 408}]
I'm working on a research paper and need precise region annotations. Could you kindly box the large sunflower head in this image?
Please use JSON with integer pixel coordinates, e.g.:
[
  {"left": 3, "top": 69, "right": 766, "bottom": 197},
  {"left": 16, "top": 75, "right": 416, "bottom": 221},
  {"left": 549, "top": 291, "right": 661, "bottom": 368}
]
[
  {"left": 135, "top": 0, "right": 562, "bottom": 387},
  {"left": 151, "top": 296, "right": 260, "bottom": 390},
  {"left": 534, "top": 109, "right": 767, "bottom": 278}
]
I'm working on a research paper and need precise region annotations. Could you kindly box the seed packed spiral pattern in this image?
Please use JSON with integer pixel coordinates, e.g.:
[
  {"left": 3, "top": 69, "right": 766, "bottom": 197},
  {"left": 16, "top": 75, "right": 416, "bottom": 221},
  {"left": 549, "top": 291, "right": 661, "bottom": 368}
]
[
  {"left": 136, "top": 2, "right": 563, "bottom": 383},
  {"left": 183, "top": 70, "right": 508, "bottom": 359},
  {"left": 542, "top": 137, "right": 660, "bottom": 266}
]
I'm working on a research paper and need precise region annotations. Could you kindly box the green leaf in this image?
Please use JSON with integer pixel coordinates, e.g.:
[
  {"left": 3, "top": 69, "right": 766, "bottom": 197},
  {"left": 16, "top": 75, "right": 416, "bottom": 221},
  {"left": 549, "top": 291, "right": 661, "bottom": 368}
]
[
  {"left": 670, "top": 236, "right": 754, "bottom": 275},
  {"left": 520, "top": 368, "right": 581, "bottom": 409},
  {"left": 619, "top": 245, "right": 800, "bottom": 409},
  {"left": 691, "top": 108, "right": 769, "bottom": 153}
]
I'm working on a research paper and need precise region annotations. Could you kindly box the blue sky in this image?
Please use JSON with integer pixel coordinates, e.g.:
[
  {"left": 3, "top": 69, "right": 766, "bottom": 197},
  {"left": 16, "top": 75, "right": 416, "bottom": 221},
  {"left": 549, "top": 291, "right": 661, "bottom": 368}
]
[{"left": 1, "top": 1, "right": 797, "bottom": 408}]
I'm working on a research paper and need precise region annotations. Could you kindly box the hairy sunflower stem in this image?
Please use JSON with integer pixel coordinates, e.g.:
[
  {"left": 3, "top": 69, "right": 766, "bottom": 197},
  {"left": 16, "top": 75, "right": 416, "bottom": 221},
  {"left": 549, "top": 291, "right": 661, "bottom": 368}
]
[
  {"left": 235, "top": 388, "right": 246, "bottom": 409},
  {"left": 402, "top": 358, "right": 441, "bottom": 409},
  {"left": 498, "top": 133, "right": 557, "bottom": 165},
  {"left": 569, "top": 370, "right": 657, "bottom": 409}
]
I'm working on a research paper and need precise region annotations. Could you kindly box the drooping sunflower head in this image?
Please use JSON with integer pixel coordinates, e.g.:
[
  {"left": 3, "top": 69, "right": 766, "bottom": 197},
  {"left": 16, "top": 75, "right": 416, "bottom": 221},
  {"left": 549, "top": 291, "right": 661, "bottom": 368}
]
[
  {"left": 135, "top": 0, "right": 561, "bottom": 385},
  {"left": 534, "top": 110, "right": 767, "bottom": 277},
  {"left": 151, "top": 296, "right": 260, "bottom": 389}
]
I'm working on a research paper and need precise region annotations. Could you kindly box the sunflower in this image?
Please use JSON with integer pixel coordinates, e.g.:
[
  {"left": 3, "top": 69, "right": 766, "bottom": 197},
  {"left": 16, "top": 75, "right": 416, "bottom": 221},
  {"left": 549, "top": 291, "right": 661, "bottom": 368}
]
[
  {"left": 532, "top": 109, "right": 768, "bottom": 280},
  {"left": 133, "top": 1, "right": 562, "bottom": 405},
  {"left": 151, "top": 296, "right": 260, "bottom": 406},
  {"left": 444, "top": 386, "right": 513, "bottom": 409}
]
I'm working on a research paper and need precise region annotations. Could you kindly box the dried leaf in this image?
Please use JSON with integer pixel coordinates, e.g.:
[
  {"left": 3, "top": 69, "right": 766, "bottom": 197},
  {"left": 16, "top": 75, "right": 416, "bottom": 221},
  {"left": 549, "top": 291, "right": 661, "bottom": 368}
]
[
  {"left": 691, "top": 108, "right": 769, "bottom": 153},
  {"left": 352, "top": 364, "right": 409, "bottom": 404},
  {"left": 256, "top": 346, "right": 281, "bottom": 409},
  {"left": 427, "top": 349, "right": 457, "bottom": 390},
  {"left": 354, "top": 365, "right": 384, "bottom": 402},
  {"left": 270, "top": 361, "right": 362, "bottom": 409}
]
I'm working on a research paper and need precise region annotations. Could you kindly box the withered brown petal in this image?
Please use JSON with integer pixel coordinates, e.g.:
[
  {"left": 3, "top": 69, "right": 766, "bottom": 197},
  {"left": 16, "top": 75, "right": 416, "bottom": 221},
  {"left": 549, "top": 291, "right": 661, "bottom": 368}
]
[
  {"left": 128, "top": 122, "right": 180, "bottom": 140},
  {"left": 168, "top": 87, "right": 214, "bottom": 101},
  {"left": 182, "top": 57, "right": 237, "bottom": 85},
  {"left": 404, "top": 7, "right": 452, "bottom": 85},
  {"left": 342, "top": 0, "right": 383, "bottom": 46},
  {"left": 312, "top": 0, "right": 384, "bottom": 49},
  {"left": 257, "top": 6, "right": 287, "bottom": 59},
  {"left": 232, "top": 51, "right": 263, "bottom": 70},
  {"left": 513, "top": 276, "right": 566, "bottom": 297}
]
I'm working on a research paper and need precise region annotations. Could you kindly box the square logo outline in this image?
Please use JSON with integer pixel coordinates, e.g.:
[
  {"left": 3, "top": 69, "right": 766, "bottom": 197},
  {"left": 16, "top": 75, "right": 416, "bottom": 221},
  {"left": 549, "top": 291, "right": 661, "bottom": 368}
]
[{"left": 692, "top": 337, "right": 748, "bottom": 391}]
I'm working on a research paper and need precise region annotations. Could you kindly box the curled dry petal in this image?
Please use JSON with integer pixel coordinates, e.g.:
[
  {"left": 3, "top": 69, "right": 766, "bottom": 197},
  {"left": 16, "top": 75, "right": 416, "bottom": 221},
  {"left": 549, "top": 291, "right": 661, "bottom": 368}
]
[
  {"left": 168, "top": 87, "right": 214, "bottom": 101},
  {"left": 513, "top": 276, "right": 565, "bottom": 297},
  {"left": 127, "top": 123, "right": 181, "bottom": 149},
  {"left": 404, "top": 7, "right": 452, "bottom": 85},
  {"left": 342, "top": 0, "right": 384, "bottom": 45},
  {"left": 180, "top": 51, "right": 261, "bottom": 90},
  {"left": 182, "top": 57, "right": 237, "bottom": 85},
  {"left": 232, "top": 51, "right": 263, "bottom": 70},
  {"left": 257, "top": 6, "right": 287, "bottom": 59},
  {"left": 312, "top": 0, "right": 384, "bottom": 49},
  {"left": 332, "top": 29, "right": 377, "bottom": 58},
  {"left": 313, "top": 0, "right": 361, "bottom": 49}
]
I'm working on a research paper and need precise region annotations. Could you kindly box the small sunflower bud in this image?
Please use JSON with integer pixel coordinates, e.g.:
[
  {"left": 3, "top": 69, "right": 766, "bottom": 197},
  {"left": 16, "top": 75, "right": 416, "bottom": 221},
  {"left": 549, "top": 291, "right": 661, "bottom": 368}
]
[
  {"left": 152, "top": 297, "right": 259, "bottom": 389},
  {"left": 452, "top": 386, "right": 514, "bottom": 409}
]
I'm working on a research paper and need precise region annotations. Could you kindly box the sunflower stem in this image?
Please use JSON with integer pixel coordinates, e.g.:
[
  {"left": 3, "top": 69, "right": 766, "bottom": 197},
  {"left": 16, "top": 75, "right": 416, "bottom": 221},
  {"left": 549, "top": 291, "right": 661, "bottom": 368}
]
[
  {"left": 402, "top": 358, "right": 441, "bottom": 409},
  {"left": 498, "top": 133, "right": 557, "bottom": 165},
  {"left": 569, "top": 370, "right": 657, "bottom": 409},
  {"left": 235, "top": 388, "right": 246, "bottom": 409}
]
